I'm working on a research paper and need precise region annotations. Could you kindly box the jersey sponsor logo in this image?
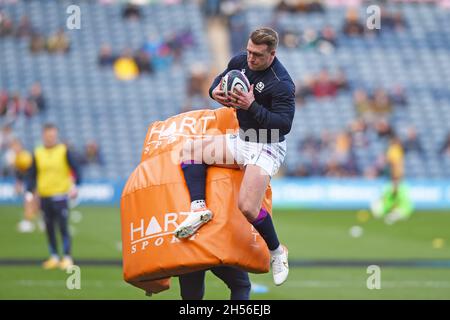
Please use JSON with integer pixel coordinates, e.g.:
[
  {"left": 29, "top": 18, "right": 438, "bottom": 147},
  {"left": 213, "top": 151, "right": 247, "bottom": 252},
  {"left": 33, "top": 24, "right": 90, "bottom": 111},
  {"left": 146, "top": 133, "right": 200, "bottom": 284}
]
[{"left": 255, "top": 81, "right": 264, "bottom": 93}]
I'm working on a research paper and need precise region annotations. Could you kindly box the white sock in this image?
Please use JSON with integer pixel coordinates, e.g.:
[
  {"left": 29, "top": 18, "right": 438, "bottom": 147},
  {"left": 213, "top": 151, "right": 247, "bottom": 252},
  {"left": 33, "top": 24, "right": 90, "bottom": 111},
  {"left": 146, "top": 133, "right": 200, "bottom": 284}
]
[
  {"left": 270, "top": 245, "right": 284, "bottom": 256},
  {"left": 190, "top": 200, "right": 206, "bottom": 211}
]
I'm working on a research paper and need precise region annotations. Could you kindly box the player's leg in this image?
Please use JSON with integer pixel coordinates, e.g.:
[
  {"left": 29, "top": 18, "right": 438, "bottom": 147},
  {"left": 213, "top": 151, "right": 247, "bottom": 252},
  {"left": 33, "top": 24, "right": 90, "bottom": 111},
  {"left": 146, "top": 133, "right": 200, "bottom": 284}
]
[
  {"left": 41, "top": 198, "right": 60, "bottom": 269},
  {"left": 17, "top": 194, "right": 36, "bottom": 233},
  {"left": 238, "top": 164, "right": 289, "bottom": 285},
  {"left": 54, "top": 198, "right": 73, "bottom": 270},
  {"left": 174, "top": 135, "right": 239, "bottom": 238},
  {"left": 178, "top": 270, "right": 207, "bottom": 300},
  {"left": 210, "top": 266, "right": 251, "bottom": 300}
]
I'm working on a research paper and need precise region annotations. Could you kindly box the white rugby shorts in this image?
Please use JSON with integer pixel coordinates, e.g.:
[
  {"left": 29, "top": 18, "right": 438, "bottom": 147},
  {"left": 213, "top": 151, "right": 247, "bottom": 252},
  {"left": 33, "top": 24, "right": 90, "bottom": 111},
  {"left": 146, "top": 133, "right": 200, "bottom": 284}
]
[{"left": 225, "top": 133, "right": 287, "bottom": 177}]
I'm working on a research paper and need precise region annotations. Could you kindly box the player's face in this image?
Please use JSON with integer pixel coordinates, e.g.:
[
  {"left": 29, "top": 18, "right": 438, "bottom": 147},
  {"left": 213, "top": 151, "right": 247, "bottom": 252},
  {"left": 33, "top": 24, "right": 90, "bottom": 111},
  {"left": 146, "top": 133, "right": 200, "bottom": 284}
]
[
  {"left": 246, "top": 40, "right": 275, "bottom": 71},
  {"left": 43, "top": 128, "right": 58, "bottom": 148}
]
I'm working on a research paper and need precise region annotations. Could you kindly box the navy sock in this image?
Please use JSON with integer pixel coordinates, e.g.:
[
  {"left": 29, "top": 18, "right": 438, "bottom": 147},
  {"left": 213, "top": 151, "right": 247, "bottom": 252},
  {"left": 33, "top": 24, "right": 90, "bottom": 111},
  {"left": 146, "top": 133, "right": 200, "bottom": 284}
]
[
  {"left": 181, "top": 162, "right": 207, "bottom": 202},
  {"left": 251, "top": 208, "right": 280, "bottom": 251}
]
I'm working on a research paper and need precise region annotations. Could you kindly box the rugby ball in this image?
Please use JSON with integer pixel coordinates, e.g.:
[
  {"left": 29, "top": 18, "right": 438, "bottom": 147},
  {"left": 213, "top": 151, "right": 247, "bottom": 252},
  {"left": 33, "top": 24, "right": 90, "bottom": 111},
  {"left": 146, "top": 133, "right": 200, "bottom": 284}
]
[{"left": 220, "top": 70, "right": 250, "bottom": 108}]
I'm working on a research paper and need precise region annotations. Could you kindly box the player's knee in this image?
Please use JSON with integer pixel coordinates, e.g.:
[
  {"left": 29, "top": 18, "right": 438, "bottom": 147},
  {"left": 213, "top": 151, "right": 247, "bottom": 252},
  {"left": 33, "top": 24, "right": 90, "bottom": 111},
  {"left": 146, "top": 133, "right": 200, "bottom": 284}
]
[{"left": 238, "top": 199, "right": 259, "bottom": 221}]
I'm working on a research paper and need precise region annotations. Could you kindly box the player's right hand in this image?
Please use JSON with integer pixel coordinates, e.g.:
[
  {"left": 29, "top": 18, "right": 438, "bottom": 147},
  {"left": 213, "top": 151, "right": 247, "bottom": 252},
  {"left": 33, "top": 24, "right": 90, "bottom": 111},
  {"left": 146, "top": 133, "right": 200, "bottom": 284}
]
[
  {"left": 69, "top": 185, "right": 78, "bottom": 200},
  {"left": 212, "top": 81, "right": 232, "bottom": 107}
]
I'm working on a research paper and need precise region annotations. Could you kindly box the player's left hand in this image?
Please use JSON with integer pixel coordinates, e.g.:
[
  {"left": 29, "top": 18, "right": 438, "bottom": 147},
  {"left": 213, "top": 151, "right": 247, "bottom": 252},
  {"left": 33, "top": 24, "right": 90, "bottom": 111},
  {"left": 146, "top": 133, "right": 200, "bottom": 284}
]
[{"left": 228, "top": 84, "right": 255, "bottom": 110}]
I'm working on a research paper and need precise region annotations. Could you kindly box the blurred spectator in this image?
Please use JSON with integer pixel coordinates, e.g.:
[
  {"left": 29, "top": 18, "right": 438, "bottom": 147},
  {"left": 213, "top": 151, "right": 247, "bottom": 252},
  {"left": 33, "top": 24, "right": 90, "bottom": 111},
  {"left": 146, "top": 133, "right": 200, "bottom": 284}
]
[
  {"left": 298, "top": 134, "right": 320, "bottom": 154},
  {"left": 276, "top": 0, "right": 324, "bottom": 13},
  {"left": 374, "top": 119, "right": 394, "bottom": 139},
  {"left": 0, "top": 90, "right": 9, "bottom": 116},
  {"left": 26, "top": 82, "right": 46, "bottom": 114},
  {"left": 295, "top": 70, "right": 348, "bottom": 104},
  {"left": 296, "top": 134, "right": 323, "bottom": 177},
  {"left": 279, "top": 25, "right": 338, "bottom": 53},
  {"left": 302, "top": 28, "right": 319, "bottom": 49},
  {"left": 439, "top": 133, "right": 450, "bottom": 158},
  {"left": 14, "top": 15, "right": 33, "bottom": 38},
  {"left": 312, "top": 70, "right": 338, "bottom": 98},
  {"left": 342, "top": 8, "right": 365, "bottom": 37},
  {"left": 47, "top": 28, "right": 70, "bottom": 54},
  {"left": 98, "top": 44, "right": 116, "bottom": 66},
  {"left": 0, "top": 124, "right": 15, "bottom": 154},
  {"left": 81, "top": 141, "right": 104, "bottom": 166},
  {"left": 142, "top": 33, "right": 172, "bottom": 71},
  {"left": 113, "top": 49, "right": 139, "bottom": 81},
  {"left": 402, "top": 127, "right": 424, "bottom": 156},
  {"left": 280, "top": 29, "right": 301, "bottom": 49},
  {"left": 330, "top": 131, "right": 359, "bottom": 176},
  {"left": 183, "top": 63, "right": 210, "bottom": 112},
  {"left": 0, "top": 11, "right": 13, "bottom": 37},
  {"left": 325, "top": 0, "right": 363, "bottom": 6},
  {"left": 372, "top": 88, "right": 392, "bottom": 115},
  {"left": 334, "top": 69, "right": 349, "bottom": 91},
  {"left": 316, "top": 25, "right": 337, "bottom": 54},
  {"left": 390, "top": 85, "right": 408, "bottom": 106},
  {"left": 348, "top": 118, "right": 369, "bottom": 148},
  {"left": 380, "top": 7, "right": 407, "bottom": 31},
  {"left": 354, "top": 88, "right": 395, "bottom": 122},
  {"left": 203, "top": 0, "right": 222, "bottom": 17},
  {"left": 364, "top": 154, "right": 388, "bottom": 179},
  {"left": 122, "top": 2, "right": 141, "bottom": 20},
  {"left": 134, "top": 49, "right": 154, "bottom": 74},
  {"left": 5, "top": 92, "right": 23, "bottom": 121},
  {"left": 295, "top": 75, "right": 314, "bottom": 105},
  {"left": 165, "top": 29, "right": 195, "bottom": 63},
  {"left": 29, "top": 31, "right": 46, "bottom": 53},
  {"left": 353, "top": 89, "right": 372, "bottom": 119},
  {"left": 226, "top": 3, "right": 248, "bottom": 55}
]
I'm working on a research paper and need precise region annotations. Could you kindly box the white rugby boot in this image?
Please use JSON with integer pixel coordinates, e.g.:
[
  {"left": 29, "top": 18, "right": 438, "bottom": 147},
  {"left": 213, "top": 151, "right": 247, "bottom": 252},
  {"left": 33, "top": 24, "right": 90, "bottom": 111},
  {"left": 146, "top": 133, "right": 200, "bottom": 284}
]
[
  {"left": 271, "top": 245, "right": 289, "bottom": 286},
  {"left": 174, "top": 208, "right": 213, "bottom": 239}
]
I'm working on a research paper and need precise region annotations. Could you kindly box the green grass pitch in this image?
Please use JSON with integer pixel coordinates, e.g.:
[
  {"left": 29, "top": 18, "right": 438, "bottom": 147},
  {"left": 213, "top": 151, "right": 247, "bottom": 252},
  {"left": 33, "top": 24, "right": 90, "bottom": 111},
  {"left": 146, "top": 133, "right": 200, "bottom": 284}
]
[{"left": 0, "top": 206, "right": 449, "bottom": 299}]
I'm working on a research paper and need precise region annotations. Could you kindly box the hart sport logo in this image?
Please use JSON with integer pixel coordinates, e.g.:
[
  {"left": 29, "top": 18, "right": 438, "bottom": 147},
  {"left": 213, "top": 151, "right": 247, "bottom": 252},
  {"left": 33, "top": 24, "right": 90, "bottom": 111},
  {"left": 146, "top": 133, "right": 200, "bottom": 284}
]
[
  {"left": 129, "top": 212, "right": 198, "bottom": 254},
  {"left": 128, "top": 212, "right": 260, "bottom": 254}
]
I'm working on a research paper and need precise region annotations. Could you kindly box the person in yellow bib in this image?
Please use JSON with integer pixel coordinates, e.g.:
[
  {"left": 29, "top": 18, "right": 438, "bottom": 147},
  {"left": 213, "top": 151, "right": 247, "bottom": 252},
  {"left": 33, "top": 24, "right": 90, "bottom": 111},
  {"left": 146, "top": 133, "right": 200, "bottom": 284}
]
[{"left": 26, "top": 124, "right": 81, "bottom": 270}]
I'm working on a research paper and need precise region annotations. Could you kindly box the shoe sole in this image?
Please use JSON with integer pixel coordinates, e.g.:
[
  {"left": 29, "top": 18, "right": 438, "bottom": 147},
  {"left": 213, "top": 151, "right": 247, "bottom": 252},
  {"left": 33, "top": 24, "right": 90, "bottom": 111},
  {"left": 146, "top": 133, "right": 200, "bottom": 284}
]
[{"left": 174, "top": 211, "right": 212, "bottom": 239}]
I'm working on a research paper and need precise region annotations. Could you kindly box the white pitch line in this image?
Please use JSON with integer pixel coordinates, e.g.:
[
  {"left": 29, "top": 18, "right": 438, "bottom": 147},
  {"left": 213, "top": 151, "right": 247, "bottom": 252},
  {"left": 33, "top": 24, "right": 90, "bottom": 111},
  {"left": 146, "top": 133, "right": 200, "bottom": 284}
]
[
  {"left": 16, "top": 280, "right": 128, "bottom": 288},
  {"left": 208, "top": 280, "right": 450, "bottom": 289}
]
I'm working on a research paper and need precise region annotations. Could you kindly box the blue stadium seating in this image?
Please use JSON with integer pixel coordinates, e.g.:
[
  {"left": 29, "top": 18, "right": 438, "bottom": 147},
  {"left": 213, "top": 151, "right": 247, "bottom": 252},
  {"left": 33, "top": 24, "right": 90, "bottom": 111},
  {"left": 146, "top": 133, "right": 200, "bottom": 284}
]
[{"left": 1, "top": 1, "right": 449, "bottom": 179}]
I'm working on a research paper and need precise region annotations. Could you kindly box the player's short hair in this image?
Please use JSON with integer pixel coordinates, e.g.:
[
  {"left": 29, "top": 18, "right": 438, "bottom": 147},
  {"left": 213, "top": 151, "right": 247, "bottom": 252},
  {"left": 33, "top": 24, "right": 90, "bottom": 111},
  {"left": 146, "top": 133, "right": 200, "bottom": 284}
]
[
  {"left": 250, "top": 27, "right": 279, "bottom": 52},
  {"left": 43, "top": 123, "right": 58, "bottom": 131}
]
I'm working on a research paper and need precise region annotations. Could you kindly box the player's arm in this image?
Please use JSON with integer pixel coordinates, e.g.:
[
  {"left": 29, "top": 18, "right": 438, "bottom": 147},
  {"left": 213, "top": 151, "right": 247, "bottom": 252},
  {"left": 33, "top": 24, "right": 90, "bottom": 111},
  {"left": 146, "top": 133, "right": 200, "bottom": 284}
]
[
  {"left": 67, "top": 150, "right": 82, "bottom": 200},
  {"left": 231, "top": 81, "right": 296, "bottom": 136},
  {"left": 67, "top": 150, "right": 82, "bottom": 186}
]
